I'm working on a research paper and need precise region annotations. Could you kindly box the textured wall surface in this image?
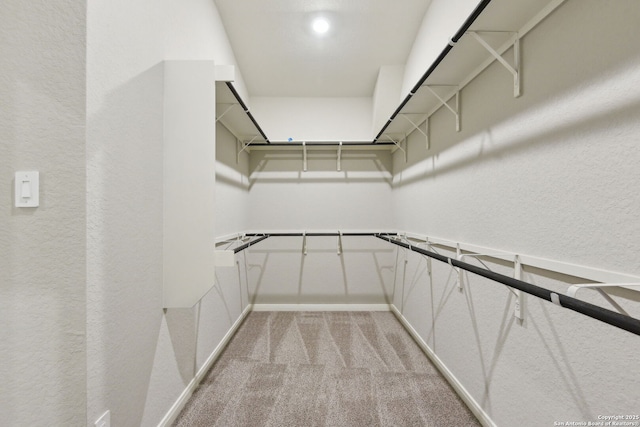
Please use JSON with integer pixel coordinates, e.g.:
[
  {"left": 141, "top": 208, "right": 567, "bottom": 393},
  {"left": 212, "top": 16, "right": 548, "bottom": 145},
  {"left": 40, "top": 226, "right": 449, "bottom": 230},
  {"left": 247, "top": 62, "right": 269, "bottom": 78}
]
[
  {"left": 0, "top": 1, "right": 87, "bottom": 425},
  {"left": 247, "top": 236, "right": 395, "bottom": 305},
  {"left": 86, "top": 0, "right": 165, "bottom": 424},
  {"left": 87, "top": 0, "right": 250, "bottom": 425},
  {"left": 245, "top": 149, "right": 395, "bottom": 305},
  {"left": 216, "top": 123, "right": 250, "bottom": 236},
  {"left": 392, "top": 1, "right": 640, "bottom": 425},
  {"left": 247, "top": 150, "right": 394, "bottom": 230}
]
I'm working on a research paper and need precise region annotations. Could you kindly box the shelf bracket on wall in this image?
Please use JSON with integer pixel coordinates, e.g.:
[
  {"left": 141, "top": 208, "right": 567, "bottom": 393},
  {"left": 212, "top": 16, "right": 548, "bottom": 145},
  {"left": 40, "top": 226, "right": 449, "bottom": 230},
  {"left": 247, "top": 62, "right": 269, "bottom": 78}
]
[
  {"left": 417, "top": 236, "right": 441, "bottom": 280},
  {"left": 384, "top": 134, "right": 407, "bottom": 162},
  {"left": 567, "top": 283, "right": 640, "bottom": 316},
  {"left": 237, "top": 135, "right": 258, "bottom": 164},
  {"left": 425, "top": 237, "right": 433, "bottom": 279},
  {"left": 337, "top": 141, "right": 343, "bottom": 171},
  {"left": 458, "top": 251, "right": 526, "bottom": 319},
  {"left": 337, "top": 230, "right": 343, "bottom": 256},
  {"left": 455, "top": 243, "right": 463, "bottom": 291},
  {"left": 468, "top": 31, "right": 521, "bottom": 98},
  {"left": 302, "top": 141, "right": 308, "bottom": 172},
  {"left": 423, "top": 85, "right": 461, "bottom": 132},
  {"left": 302, "top": 231, "right": 307, "bottom": 256},
  {"left": 215, "top": 103, "right": 237, "bottom": 123},
  {"left": 399, "top": 114, "right": 430, "bottom": 150},
  {"left": 513, "top": 255, "right": 525, "bottom": 321}
]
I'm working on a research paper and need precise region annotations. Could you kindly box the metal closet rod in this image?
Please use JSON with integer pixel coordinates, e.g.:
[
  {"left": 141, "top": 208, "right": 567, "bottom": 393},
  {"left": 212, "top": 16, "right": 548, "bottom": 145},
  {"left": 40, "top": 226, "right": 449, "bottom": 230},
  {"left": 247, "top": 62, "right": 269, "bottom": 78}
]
[
  {"left": 225, "top": 82, "right": 271, "bottom": 143},
  {"left": 373, "top": 0, "right": 493, "bottom": 142},
  {"left": 375, "top": 234, "right": 640, "bottom": 337},
  {"left": 245, "top": 142, "right": 396, "bottom": 147},
  {"left": 246, "top": 232, "right": 398, "bottom": 237},
  {"left": 233, "top": 234, "right": 270, "bottom": 253}
]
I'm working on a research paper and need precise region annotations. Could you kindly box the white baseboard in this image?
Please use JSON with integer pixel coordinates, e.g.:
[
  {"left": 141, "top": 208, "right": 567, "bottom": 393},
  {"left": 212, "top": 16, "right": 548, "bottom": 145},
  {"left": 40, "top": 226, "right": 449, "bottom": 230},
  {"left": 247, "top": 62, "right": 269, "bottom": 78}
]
[
  {"left": 390, "top": 305, "right": 496, "bottom": 427},
  {"left": 252, "top": 303, "right": 391, "bottom": 312},
  {"left": 158, "top": 304, "right": 253, "bottom": 427}
]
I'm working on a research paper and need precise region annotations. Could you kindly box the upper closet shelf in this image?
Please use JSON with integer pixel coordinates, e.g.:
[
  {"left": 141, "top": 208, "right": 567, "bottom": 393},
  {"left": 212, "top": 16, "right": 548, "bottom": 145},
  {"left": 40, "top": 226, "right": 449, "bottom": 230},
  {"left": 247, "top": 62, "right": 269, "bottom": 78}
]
[
  {"left": 216, "top": 81, "right": 269, "bottom": 144},
  {"left": 216, "top": 81, "right": 398, "bottom": 149},
  {"left": 374, "top": 0, "right": 566, "bottom": 146}
]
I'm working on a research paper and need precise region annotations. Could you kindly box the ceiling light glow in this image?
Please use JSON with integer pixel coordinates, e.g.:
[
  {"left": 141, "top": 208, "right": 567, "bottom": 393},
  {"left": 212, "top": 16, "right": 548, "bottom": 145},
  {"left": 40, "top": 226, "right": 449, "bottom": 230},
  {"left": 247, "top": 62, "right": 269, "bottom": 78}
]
[{"left": 312, "top": 18, "right": 330, "bottom": 34}]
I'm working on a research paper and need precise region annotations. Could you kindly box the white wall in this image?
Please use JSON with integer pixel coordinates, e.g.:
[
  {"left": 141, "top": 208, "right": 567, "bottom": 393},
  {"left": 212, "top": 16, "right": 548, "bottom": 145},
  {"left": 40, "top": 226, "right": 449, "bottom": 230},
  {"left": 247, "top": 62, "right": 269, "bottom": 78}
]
[
  {"left": 251, "top": 97, "right": 373, "bottom": 141},
  {"left": 247, "top": 236, "right": 395, "bottom": 305},
  {"left": 245, "top": 149, "right": 396, "bottom": 304},
  {"left": 372, "top": 65, "right": 404, "bottom": 136},
  {"left": 87, "top": 0, "right": 250, "bottom": 425},
  {"left": 87, "top": 0, "right": 165, "bottom": 424},
  {"left": 401, "top": 0, "right": 478, "bottom": 98},
  {"left": 165, "top": 0, "right": 251, "bottom": 104},
  {"left": 0, "top": 1, "right": 87, "bottom": 425},
  {"left": 216, "top": 123, "right": 250, "bottom": 236},
  {"left": 392, "top": 1, "right": 640, "bottom": 425},
  {"left": 247, "top": 150, "right": 394, "bottom": 230},
  {"left": 163, "top": 60, "right": 217, "bottom": 308}
]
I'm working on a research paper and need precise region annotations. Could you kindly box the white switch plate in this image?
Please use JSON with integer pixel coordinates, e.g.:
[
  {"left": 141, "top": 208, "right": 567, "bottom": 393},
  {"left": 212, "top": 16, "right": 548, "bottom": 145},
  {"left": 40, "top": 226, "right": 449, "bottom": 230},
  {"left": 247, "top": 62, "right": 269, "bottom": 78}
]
[
  {"left": 15, "top": 171, "right": 39, "bottom": 207},
  {"left": 95, "top": 410, "right": 110, "bottom": 427}
]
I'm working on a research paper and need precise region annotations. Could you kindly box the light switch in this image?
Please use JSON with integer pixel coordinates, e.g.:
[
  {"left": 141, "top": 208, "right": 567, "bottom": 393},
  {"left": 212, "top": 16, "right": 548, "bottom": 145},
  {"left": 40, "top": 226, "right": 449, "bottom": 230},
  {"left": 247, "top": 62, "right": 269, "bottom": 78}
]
[{"left": 15, "top": 171, "right": 39, "bottom": 207}]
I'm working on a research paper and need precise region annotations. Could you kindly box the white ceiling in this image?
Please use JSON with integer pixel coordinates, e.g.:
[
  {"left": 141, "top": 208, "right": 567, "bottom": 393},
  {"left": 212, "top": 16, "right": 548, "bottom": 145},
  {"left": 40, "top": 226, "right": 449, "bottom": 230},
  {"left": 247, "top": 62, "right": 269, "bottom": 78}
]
[{"left": 214, "top": 0, "right": 433, "bottom": 98}]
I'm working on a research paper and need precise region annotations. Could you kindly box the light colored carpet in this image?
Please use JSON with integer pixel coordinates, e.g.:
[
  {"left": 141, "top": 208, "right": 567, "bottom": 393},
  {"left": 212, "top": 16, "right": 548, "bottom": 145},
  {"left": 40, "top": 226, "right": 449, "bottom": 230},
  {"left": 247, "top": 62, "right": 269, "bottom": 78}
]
[{"left": 174, "top": 311, "right": 480, "bottom": 426}]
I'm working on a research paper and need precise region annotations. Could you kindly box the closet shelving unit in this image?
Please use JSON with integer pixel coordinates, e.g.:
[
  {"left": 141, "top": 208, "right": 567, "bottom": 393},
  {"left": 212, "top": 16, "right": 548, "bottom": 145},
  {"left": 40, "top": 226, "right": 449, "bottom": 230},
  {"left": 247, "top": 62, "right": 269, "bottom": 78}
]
[
  {"left": 213, "top": 0, "right": 640, "bottom": 336},
  {"left": 374, "top": 0, "right": 566, "bottom": 147},
  {"left": 216, "top": 80, "right": 398, "bottom": 169},
  {"left": 215, "top": 81, "right": 269, "bottom": 145},
  {"left": 216, "top": 0, "right": 567, "bottom": 159}
]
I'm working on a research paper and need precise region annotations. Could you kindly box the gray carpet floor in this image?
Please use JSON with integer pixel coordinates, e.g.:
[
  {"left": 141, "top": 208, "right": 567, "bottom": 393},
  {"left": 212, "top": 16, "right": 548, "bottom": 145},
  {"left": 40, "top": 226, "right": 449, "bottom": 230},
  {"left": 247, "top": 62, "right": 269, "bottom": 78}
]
[{"left": 174, "top": 311, "right": 480, "bottom": 426}]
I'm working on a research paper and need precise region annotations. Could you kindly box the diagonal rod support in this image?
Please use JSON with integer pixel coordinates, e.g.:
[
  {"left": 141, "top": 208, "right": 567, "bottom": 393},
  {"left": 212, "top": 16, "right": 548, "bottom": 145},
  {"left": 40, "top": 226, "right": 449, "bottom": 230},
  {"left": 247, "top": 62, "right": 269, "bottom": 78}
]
[
  {"left": 384, "top": 134, "right": 407, "bottom": 162},
  {"left": 423, "top": 85, "right": 461, "bottom": 132},
  {"left": 215, "top": 103, "right": 237, "bottom": 123},
  {"left": 400, "top": 114, "right": 429, "bottom": 150},
  {"left": 468, "top": 31, "right": 521, "bottom": 97}
]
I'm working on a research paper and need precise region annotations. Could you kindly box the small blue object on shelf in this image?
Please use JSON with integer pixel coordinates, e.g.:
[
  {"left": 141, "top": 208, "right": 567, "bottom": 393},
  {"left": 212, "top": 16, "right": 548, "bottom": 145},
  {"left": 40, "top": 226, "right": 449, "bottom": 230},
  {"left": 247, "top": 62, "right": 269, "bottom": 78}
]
[{"left": 288, "top": 137, "right": 293, "bottom": 142}]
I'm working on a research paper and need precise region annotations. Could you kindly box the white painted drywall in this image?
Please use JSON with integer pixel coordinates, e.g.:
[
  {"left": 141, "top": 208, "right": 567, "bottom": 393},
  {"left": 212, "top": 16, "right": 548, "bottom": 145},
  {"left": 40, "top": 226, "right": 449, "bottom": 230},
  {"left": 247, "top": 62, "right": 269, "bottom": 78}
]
[
  {"left": 87, "top": 0, "right": 251, "bottom": 425},
  {"left": 0, "top": 2, "right": 87, "bottom": 425},
  {"left": 392, "top": 1, "right": 640, "bottom": 425},
  {"left": 165, "top": 0, "right": 251, "bottom": 104},
  {"left": 250, "top": 97, "right": 374, "bottom": 141},
  {"left": 246, "top": 236, "right": 396, "bottom": 305},
  {"left": 247, "top": 150, "right": 394, "bottom": 230},
  {"left": 216, "top": 123, "right": 250, "bottom": 236},
  {"left": 245, "top": 149, "right": 396, "bottom": 304},
  {"left": 401, "top": 0, "right": 479, "bottom": 98},
  {"left": 163, "top": 60, "right": 217, "bottom": 308},
  {"left": 86, "top": 0, "right": 165, "bottom": 425},
  {"left": 372, "top": 65, "right": 404, "bottom": 136}
]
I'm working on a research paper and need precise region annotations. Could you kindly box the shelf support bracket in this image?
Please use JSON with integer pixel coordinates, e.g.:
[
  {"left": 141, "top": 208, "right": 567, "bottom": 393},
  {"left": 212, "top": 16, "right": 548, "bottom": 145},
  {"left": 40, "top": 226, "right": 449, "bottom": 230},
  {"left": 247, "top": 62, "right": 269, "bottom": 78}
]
[
  {"left": 337, "top": 230, "right": 343, "bottom": 256},
  {"left": 400, "top": 114, "right": 430, "bottom": 150},
  {"left": 423, "top": 85, "right": 461, "bottom": 132},
  {"left": 455, "top": 243, "right": 463, "bottom": 291},
  {"left": 384, "top": 134, "right": 407, "bottom": 162},
  {"left": 468, "top": 31, "right": 521, "bottom": 98},
  {"left": 302, "top": 231, "right": 307, "bottom": 256},
  {"left": 215, "top": 103, "right": 237, "bottom": 123},
  {"left": 302, "top": 141, "right": 308, "bottom": 172},
  {"left": 567, "top": 283, "right": 640, "bottom": 316},
  {"left": 425, "top": 237, "right": 433, "bottom": 279},
  {"left": 513, "top": 255, "right": 525, "bottom": 321},
  {"left": 237, "top": 135, "right": 258, "bottom": 164},
  {"left": 337, "top": 141, "right": 343, "bottom": 171}
]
